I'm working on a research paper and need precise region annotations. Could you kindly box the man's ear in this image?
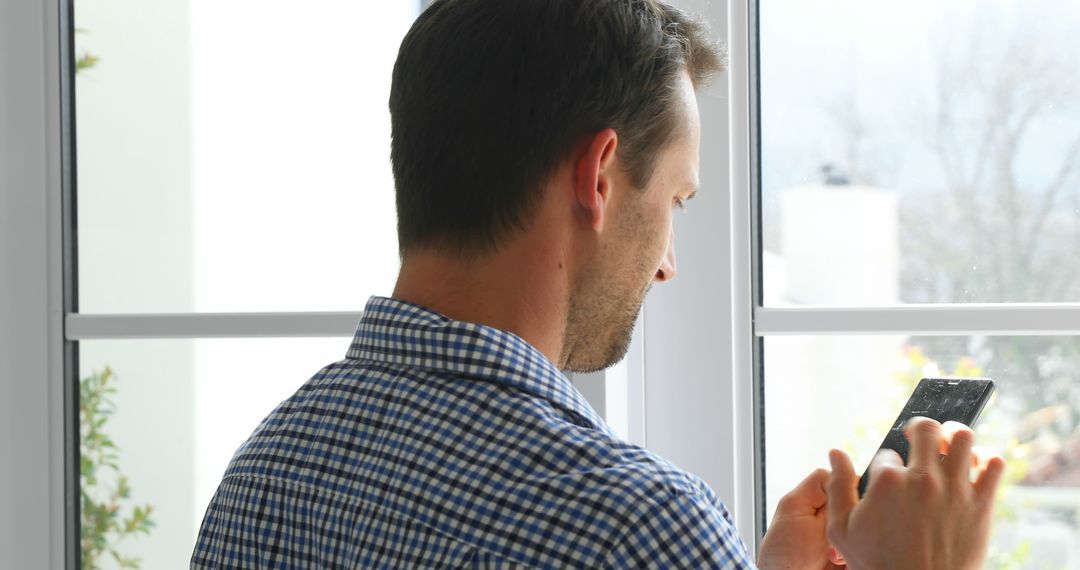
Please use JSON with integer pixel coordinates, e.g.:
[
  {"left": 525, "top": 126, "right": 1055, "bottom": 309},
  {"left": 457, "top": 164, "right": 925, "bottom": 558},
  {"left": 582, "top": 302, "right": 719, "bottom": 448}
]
[{"left": 574, "top": 128, "right": 618, "bottom": 232}]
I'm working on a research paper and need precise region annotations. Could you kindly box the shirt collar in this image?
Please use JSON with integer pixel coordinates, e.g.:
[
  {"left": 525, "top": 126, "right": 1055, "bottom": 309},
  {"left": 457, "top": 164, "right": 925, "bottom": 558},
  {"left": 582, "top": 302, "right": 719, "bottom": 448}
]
[{"left": 346, "top": 296, "right": 607, "bottom": 431}]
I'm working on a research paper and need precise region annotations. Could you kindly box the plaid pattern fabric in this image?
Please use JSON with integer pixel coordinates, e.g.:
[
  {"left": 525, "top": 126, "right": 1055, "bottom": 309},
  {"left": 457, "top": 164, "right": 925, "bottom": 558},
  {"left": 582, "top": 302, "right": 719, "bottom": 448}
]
[{"left": 192, "top": 296, "right": 755, "bottom": 569}]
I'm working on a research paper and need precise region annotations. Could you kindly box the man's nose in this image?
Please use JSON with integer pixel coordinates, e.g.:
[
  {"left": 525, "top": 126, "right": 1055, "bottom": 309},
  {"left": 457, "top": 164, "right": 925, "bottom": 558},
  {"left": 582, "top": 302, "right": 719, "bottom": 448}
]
[{"left": 655, "top": 229, "right": 677, "bottom": 282}]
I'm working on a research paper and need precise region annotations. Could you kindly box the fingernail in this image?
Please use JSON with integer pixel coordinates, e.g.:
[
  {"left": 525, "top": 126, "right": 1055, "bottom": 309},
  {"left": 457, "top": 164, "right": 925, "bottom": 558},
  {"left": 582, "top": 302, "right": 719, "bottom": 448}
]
[{"left": 828, "top": 450, "right": 838, "bottom": 469}]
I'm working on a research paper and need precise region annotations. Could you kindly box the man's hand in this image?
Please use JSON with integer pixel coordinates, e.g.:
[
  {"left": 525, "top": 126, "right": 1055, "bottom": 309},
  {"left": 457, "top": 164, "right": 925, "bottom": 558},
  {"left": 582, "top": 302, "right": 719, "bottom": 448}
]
[
  {"left": 758, "top": 468, "right": 845, "bottom": 570},
  {"left": 826, "top": 417, "right": 1006, "bottom": 570}
]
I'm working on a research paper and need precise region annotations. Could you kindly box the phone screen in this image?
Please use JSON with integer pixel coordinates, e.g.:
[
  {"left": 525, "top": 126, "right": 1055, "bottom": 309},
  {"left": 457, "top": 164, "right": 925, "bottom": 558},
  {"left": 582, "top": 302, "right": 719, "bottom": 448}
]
[{"left": 858, "top": 377, "right": 995, "bottom": 497}]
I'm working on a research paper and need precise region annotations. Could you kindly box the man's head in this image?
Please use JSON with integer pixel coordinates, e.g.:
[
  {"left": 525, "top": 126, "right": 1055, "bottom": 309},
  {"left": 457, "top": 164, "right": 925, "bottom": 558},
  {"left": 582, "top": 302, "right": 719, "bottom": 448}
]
[{"left": 390, "top": 0, "right": 724, "bottom": 371}]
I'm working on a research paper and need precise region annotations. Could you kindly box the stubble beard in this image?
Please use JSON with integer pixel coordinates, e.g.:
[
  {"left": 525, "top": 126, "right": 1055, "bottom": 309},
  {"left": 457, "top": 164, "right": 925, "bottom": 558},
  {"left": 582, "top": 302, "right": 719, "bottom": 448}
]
[
  {"left": 561, "top": 273, "right": 653, "bottom": 374},
  {"left": 562, "top": 194, "right": 661, "bottom": 373}
]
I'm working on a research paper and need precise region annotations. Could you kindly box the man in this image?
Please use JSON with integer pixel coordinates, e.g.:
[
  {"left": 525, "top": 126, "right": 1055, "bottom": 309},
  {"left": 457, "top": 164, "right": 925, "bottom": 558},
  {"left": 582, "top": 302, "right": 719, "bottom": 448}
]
[{"left": 192, "top": 0, "right": 1005, "bottom": 567}]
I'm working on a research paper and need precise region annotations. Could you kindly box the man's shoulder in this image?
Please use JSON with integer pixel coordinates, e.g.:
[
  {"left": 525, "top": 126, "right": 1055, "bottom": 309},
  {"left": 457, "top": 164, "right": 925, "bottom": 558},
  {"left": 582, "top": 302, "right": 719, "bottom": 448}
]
[
  {"left": 229, "top": 354, "right": 720, "bottom": 506},
  {"left": 206, "top": 356, "right": 749, "bottom": 568}
]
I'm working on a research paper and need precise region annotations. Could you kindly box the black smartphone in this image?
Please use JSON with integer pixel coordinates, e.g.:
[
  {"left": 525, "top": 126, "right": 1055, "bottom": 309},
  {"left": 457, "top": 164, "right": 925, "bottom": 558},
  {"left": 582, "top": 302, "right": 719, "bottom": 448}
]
[{"left": 858, "top": 377, "right": 995, "bottom": 497}]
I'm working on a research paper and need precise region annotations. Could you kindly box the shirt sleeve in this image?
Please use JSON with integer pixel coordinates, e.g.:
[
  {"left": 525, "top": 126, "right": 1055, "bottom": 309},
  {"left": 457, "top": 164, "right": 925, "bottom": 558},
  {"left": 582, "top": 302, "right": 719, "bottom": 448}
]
[{"left": 601, "top": 490, "right": 758, "bottom": 569}]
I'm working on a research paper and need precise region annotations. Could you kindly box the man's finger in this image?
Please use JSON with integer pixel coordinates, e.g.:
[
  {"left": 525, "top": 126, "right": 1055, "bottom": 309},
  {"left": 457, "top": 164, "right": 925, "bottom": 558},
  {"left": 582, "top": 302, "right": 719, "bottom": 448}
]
[
  {"left": 970, "top": 445, "right": 992, "bottom": 472},
  {"left": 868, "top": 448, "right": 904, "bottom": 474},
  {"left": 965, "top": 447, "right": 985, "bottom": 483},
  {"left": 904, "top": 416, "right": 944, "bottom": 472},
  {"left": 827, "top": 545, "right": 847, "bottom": 565},
  {"left": 863, "top": 448, "right": 905, "bottom": 497},
  {"left": 974, "top": 454, "right": 1007, "bottom": 502},
  {"left": 774, "top": 468, "right": 830, "bottom": 518},
  {"left": 827, "top": 449, "right": 857, "bottom": 546},
  {"left": 796, "top": 468, "right": 831, "bottom": 511},
  {"left": 941, "top": 421, "right": 975, "bottom": 481}
]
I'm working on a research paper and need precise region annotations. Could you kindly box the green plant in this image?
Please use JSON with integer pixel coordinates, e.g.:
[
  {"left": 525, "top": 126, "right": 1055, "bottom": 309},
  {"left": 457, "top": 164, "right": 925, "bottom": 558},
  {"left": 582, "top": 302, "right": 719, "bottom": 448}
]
[
  {"left": 80, "top": 367, "right": 154, "bottom": 569},
  {"left": 75, "top": 27, "right": 99, "bottom": 73},
  {"left": 74, "top": 33, "right": 154, "bottom": 569}
]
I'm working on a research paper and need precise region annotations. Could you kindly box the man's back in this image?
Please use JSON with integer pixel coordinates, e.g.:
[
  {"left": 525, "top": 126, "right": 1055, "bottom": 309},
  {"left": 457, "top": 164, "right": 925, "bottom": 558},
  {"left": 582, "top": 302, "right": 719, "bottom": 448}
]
[{"left": 191, "top": 297, "right": 751, "bottom": 569}]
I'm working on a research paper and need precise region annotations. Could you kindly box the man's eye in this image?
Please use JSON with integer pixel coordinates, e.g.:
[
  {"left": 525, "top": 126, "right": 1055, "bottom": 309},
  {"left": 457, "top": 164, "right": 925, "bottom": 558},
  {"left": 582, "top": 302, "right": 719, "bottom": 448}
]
[{"left": 674, "top": 198, "right": 688, "bottom": 212}]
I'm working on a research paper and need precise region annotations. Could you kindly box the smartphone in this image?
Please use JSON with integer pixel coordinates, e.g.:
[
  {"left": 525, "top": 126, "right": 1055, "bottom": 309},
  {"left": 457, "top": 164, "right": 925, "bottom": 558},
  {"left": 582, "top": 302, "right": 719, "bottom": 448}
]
[{"left": 858, "top": 377, "right": 995, "bottom": 497}]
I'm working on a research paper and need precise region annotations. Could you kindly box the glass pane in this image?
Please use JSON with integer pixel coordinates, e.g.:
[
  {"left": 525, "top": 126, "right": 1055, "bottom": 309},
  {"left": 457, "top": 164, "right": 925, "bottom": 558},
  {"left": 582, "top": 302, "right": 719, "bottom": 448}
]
[
  {"left": 78, "top": 336, "right": 351, "bottom": 567},
  {"left": 759, "top": 0, "right": 1080, "bottom": 305},
  {"left": 765, "top": 335, "right": 1080, "bottom": 568},
  {"left": 74, "top": 0, "right": 418, "bottom": 313}
]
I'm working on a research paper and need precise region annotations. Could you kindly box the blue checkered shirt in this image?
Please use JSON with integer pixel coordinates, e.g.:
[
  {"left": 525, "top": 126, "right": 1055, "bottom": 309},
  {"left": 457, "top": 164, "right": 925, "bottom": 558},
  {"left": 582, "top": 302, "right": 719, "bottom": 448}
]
[{"left": 192, "top": 296, "right": 754, "bottom": 568}]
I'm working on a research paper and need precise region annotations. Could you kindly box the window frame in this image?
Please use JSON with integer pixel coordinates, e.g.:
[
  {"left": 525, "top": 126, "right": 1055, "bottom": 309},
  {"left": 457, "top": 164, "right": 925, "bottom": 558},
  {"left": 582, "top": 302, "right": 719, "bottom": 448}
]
[{"left": 728, "top": 0, "right": 765, "bottom": 553}]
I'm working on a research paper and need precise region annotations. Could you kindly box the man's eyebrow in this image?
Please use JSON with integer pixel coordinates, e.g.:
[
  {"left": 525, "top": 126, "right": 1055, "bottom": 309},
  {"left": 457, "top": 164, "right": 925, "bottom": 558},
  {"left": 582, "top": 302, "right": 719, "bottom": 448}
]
[{"left": 685, "top": 188, "right": 699, "bottom": 201}]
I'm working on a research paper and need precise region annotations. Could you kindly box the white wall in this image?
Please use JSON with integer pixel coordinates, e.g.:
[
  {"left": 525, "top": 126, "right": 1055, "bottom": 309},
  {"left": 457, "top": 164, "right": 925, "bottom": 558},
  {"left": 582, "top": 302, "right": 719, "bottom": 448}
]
[{"left": 0, "top": 0, "right": 67, "bottom": 567}]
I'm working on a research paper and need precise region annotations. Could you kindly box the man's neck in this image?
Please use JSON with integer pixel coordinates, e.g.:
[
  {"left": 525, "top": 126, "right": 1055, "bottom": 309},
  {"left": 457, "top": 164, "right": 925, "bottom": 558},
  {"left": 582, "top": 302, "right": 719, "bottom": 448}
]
[{"left": 391, "top": 236, "right": 571, "bottom": 367}]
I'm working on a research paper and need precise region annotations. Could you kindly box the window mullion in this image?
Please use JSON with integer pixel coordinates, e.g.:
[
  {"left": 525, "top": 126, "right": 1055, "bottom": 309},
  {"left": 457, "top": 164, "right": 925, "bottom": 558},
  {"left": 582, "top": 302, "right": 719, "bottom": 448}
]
[
  {"left": 756, "top": 305, "right": 1080, "bottom": 336},
  {"left": 65, "top": 312, "right": 365, "bottom": 340}
]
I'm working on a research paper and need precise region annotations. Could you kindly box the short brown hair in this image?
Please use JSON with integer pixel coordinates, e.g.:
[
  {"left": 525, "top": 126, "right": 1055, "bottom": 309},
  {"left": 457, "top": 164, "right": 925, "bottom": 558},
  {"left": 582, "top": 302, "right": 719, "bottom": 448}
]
[{"left": 389, "top": 0, "right": 724, "bottom": 256}]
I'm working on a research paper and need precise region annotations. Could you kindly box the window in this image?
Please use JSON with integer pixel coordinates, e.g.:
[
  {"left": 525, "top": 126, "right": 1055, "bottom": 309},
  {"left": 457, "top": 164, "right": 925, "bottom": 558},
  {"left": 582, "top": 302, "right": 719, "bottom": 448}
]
[
  {"left": 753, "top": 0, "right": 1080, "bottom": 567},
  {"left": 67, "top": 1, "right": 643, "bottom": 564},
  {"left": 71, "top": 0, "right": 418, "bottom": 565},
  {"left": 20, "top": 0, "right": 1073, "bottom": 565},
  {"left": 75, "top": 0, "right": 415, "bottom": 314},
  {"left": 77, "top": 338, "right": 350, "bottom": 565}
]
